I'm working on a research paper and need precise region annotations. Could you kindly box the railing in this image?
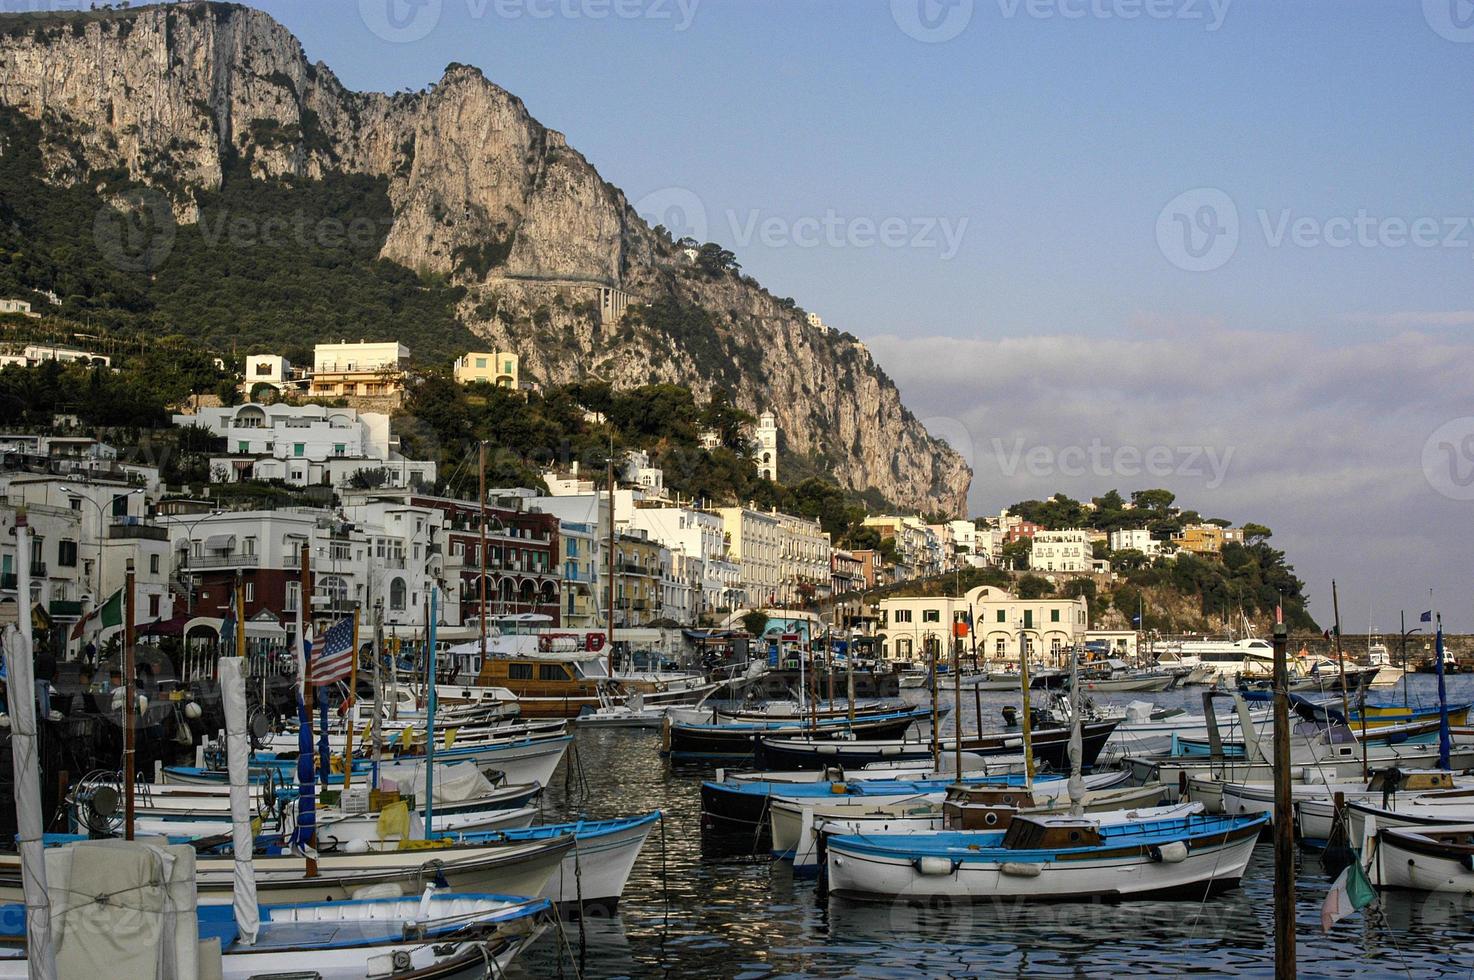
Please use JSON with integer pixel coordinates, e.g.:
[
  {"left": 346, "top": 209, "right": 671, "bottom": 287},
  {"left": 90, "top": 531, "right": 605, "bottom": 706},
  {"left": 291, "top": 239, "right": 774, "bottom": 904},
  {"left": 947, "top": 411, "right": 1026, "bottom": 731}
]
[
  {"left": 0, "top": 573, "right": 13, "bottom": 589},
  {"left": 182, "top": 553, "right": 261, "bottom": 570},
  {"left": 29, "top": 561, "right": 44, "bottom": 577},
  {"left": 109, "top": 522, "right": 168, "bottom": 541}
]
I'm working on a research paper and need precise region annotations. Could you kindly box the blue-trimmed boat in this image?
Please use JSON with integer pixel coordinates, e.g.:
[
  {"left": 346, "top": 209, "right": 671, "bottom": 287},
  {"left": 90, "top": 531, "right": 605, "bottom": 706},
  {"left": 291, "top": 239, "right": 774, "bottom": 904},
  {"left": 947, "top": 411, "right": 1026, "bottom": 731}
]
[
  {"left": 663, "top": 706, "right": 933, "bottom": 763},
  {"left": 825, "top": 812, "right": 1267, "bottom": 901}
]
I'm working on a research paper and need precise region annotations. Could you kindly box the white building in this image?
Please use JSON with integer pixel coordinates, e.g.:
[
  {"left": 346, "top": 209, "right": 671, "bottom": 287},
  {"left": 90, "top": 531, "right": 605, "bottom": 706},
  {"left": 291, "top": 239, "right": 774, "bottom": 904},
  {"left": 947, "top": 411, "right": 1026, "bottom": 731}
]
[
  {"left": 313, "top": 341, "right": 410, "bottom": 374},
  {"left": 880, "top": 585, "right": 1089, "bottom": 665},
  {"left": 715, "top": 506, "right": 783, "bottom": 607},
  {"left": 241, "top": 354, "right": 296, "bottom": 395},
  {"left": 777, "top": 511, "right": 832, "bottom": 603},
  {"left": 754, "top": 411, "right": 778, "bottom": 482},
  {"left": 622, "top": 449, "right": 668, "bottom": 501},
  {"left": 1029, "top": 529, "right": 1091, "bottom": 573},
  {"left": 629, "top": 506, "right": 741, "bottom": 618},
  {"left": 1108, "top": 529, "right": 1162, "bottom": 557},
  {"left": 0, "top": 298, "right": 37, "bottom": 317},
  {"left": 179, "top": 403, "right": 435, "bottom": 490}
]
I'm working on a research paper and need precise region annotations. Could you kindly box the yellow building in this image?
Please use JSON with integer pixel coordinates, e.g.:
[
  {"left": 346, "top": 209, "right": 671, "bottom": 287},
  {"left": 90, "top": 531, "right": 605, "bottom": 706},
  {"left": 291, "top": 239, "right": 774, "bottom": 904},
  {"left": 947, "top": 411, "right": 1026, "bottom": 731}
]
[
  {"left": 613, "top": 532, "right": 664, "bottom": 627},
  {"left": 308, "top": 341, "right": 410, "bottom": 399},
  {"left": 1173, "top": 523, "right": 1226, "bottom": 556},
  {"left": 455, "top": 351, "right": 519, "bottom": 389}
]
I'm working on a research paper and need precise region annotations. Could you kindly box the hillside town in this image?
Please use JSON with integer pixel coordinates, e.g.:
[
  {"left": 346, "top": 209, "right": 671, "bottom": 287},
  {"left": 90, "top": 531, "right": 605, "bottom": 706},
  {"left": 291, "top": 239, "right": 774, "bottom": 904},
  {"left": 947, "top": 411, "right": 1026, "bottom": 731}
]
[{"left": 1, "top": 337, "right": 1265, "bottom": 668}]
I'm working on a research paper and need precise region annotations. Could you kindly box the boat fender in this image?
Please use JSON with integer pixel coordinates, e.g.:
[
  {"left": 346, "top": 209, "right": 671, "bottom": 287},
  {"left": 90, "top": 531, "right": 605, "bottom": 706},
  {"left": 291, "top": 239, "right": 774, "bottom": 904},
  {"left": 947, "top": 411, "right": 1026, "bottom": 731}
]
[
  {"left": 913, "top": 856, "right": 959, "bottom": 876},
  {"left": 351, "top": 881, "right": 402, "bottom": 899},
  {"left": 1150, "top": 841, "right": 1189, "bottom": 863},
  {"left": 1000, "top": 862, "right": 1042, "bottom": 878},
  {"left": 829, "top": 782, "right": 848, "bottom": 794}
]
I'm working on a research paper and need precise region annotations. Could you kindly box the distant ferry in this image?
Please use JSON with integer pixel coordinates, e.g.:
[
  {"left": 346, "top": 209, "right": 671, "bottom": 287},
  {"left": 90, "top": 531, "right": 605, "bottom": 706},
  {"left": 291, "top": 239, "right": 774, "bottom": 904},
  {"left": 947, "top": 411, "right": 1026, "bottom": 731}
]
[{"left": 1157, "top": 637, "right": 1276, "bottom": 679}]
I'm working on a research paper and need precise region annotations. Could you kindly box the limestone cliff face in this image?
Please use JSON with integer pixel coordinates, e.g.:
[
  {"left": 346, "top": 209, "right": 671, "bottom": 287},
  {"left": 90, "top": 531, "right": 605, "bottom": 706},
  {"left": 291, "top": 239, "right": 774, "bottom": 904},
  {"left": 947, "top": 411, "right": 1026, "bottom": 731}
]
[{"left": 0, "top": 1, "right": 971, "bottom": 514}]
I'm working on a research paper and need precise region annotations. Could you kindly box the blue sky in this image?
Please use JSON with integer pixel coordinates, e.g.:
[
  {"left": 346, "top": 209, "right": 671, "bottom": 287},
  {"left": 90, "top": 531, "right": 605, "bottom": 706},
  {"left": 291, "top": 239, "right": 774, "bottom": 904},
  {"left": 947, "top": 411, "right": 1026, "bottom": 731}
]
[{"left": 245, "top": 0, "right": 1474, "bottom": 632}]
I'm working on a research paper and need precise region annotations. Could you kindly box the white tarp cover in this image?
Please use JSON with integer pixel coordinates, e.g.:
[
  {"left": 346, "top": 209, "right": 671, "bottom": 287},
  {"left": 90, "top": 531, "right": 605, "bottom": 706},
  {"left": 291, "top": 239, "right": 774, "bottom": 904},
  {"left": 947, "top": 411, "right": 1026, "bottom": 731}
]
[
  {"left": 3, "top": 614, "right": 56, "bottom": 980},
  {"left": 218, "top": 657, "right": 259, "bottom": 945},
  {"left": 47, "top": 840, "right": 199, "bottom": 980},
  {"left": 401, "top": 761, "right": 496, "bottom": 804}
]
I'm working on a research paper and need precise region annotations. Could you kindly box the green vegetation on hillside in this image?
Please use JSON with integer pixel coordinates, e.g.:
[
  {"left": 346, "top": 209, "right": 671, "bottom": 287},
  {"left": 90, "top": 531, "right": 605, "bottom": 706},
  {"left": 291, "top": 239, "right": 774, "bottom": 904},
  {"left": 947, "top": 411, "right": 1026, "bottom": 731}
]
[{"left": 0, "top": 106, "right": 476, "bottom": 363}]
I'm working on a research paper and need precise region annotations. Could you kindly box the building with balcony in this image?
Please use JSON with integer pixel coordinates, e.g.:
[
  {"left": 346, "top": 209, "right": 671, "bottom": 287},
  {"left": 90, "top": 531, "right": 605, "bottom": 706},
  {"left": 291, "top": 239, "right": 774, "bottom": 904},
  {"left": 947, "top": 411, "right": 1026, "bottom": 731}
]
[
  {"left": 1108, "top": 528, "right": 1162, "bottom": 557},
  {"left": 612, "top": 530, "right": 663, "bottom": 627},
  {"left": 180, "top": 403, "right": 435, "bottom": 490},
  {"left": 556, "top": 521, "right": 601, "bottom": 629},
  {"left": 1029, "top": 529, "right": 1092, "bottom": 573},
  {"left": 628, "top": 505, "right": 740, "bottom": 619},
  {"left": 307, "top": 341, "right": 410, "bottom": 399},
  {"left": 715, "top": 506, "right": 782, "bottom": 607},
  {"left": 777, "top": 511, "right": 831, "bottom": 605},
  {"left": 879, "top": 585, "right": 1089, "bottom": 665}
]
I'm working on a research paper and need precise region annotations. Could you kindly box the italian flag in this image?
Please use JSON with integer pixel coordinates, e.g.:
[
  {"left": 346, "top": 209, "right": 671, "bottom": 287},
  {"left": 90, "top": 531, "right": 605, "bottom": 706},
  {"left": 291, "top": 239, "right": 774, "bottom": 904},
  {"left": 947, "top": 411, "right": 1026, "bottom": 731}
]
[
  {"left": 1321, "top": 860, "right": 1375, "bottom": 933},
  {"left": 70, "top": 588, "right": 124, "bottom": 640}
]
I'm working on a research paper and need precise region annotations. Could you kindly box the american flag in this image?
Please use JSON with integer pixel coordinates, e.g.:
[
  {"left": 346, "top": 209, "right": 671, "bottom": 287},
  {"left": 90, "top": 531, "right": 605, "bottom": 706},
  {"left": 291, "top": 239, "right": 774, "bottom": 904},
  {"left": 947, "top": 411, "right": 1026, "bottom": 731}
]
[{"left": 308, "top": 616, "right": 356, "bottom": 684}]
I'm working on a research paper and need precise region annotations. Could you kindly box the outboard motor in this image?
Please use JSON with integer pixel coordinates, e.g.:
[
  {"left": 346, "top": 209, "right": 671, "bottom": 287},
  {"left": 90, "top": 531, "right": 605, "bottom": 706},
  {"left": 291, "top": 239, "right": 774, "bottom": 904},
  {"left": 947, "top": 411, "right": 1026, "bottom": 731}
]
[{"left": 1001, "top": 705, "right": 1018, "bottom": 728}]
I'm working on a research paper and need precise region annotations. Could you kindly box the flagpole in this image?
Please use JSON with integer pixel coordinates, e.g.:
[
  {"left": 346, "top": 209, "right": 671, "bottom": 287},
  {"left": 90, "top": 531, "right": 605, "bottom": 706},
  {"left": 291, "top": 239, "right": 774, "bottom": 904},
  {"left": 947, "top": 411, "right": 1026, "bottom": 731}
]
[
  {"left": 1436, "top": 615, "right": 1451, "bottom": 771},
  {"left": 123, "top": 558, "right": 136, "bottom": 841},
  {"left": 342, "top": 607, "right": 360, "bottom": 795},
  {"left": 372, "top": 602, "right": 383, "bottom": 792},
  {"left": 298, "top": 545, "right": 318, "bottom": 878}
]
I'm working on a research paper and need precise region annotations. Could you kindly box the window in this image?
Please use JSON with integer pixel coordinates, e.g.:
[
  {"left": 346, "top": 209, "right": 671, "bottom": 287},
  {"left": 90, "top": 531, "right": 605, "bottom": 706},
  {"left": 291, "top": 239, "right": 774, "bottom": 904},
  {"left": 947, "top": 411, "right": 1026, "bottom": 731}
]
[
  {"left": 1023, "top": 610, "right": 1033, "bottom": 629},
  {"left": 68, "top": 497, "right": 81, "bottom": 512},
  {"left": 244, "top": 582, "right": 254, "bottom": 603},
  {"left": 995, "top": 638, "right": 1005, "bottom": 655},
  {"left": 293, "top": 444, "right": 304, "bottom": 457},
  {"left": 475, "top": 357, "right": 487, "bottom": 369},
  {"left": 238, "top": 441, "right": 250, "bottom": 453},
  {"left": 57, "top": 540, "right": 77, "bottom": 567},
  {"left": 507, "top": 663, "right": 533, "bottom": 680},
  {"left": 285, "top": 582, "right": 299, "bottom": 612},
  {"left": 333, "top": 444, "right": 345, "bottom": 457},
  {"left": 996, "top": 609, "right": 1006, "bottom": 623},
  {"left": 390, "top": 578, "right": 407, "bottom": 611},
  {"left": 893, "top": 609, "right": 912, "bottom": 623},
  {"left": 539, "top": 664, "right": 567, "bottom": 681},
  {"left": 1050, "top": 609, "right": 1060, "bottom": 623},
  {"left": 148, "top": 594, "right": 160, "bottom": 618},
  {"left": 111, "top": 494, "right": 128, "bottom": 517},
  {"left": 922, "top": 609, "right": 940, "bottom": 623},
  {"left": 149, "top": 554, "right": 160, "bottom": 575}
]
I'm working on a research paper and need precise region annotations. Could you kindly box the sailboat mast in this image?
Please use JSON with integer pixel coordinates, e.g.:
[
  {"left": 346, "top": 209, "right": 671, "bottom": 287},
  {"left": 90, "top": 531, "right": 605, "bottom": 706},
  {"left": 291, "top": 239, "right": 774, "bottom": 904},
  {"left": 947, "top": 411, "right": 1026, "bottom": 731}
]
[
  {"left": 606, "top": 443, "right": 616, "bottom": 675},
  {"left": 426, "top": 586, "right": 439, "bottom": 834},
  {"left": 1331, "top": 580, "right": 1351, "bottom": 727},
  {"left": 479, "top": 441, "right": 488, "bottom": 667},
  {"left": 123, "top": 559, "right": 136, "bottom": 840},
  {"left": 1271, "top": 609, "right": 1294, "bottom": 977}
]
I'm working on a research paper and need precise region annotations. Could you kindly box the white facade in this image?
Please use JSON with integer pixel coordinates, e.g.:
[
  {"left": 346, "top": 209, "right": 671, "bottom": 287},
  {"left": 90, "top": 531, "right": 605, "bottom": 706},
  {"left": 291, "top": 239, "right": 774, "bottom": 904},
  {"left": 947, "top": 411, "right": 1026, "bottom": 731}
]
[
  {"left": 242, "top": 354, "right": 293, "bottom": 392},
  {"left": 754, "top": 411, "right": 778, "bottom": 482},
  {"left": 716, "top": 507, "right": 783, "bottom": 606},
  {"left": 880, "top": 585, "right": 1089, "bottom": 665},
  {"left": 777, "top": 511, "right": 832, "bottom": 602},
  {"left": 1108, "top": 529, "right": 1162, "bottom": 556},
  {"left": 0, "top": 298, "right": 37, "bottom": 317},
  {"left": 1029, "top": 529, "right": 1091, "bottom": 573},
  {"left": 622, "top": 450, "right": 668, "bottom": 500},
  {"left": 629, "top": 506, "right": 741, "bottom": 617},
  {"left": 312, "top": 341, "right": 410, "bottom": 374}
]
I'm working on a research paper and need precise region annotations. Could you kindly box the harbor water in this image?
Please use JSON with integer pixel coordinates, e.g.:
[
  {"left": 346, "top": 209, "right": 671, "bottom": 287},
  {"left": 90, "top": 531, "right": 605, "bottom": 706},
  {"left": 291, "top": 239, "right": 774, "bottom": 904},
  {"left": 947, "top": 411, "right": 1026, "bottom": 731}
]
[{"left": 513, "top": 674, "right": 1474, "bottom": 978}]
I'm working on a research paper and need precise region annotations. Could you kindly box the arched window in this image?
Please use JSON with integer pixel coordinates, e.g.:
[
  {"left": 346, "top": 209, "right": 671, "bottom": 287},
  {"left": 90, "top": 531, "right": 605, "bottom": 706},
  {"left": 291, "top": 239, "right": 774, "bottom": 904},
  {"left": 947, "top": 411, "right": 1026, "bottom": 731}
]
[{"left": 389, "top": 578, "right": 407, "bottom": 611}]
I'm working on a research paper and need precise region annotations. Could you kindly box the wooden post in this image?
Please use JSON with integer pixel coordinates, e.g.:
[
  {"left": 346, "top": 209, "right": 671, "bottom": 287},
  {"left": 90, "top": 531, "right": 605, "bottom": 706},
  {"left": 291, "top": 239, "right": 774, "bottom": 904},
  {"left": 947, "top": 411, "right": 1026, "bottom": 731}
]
[
  {"left": 1018, "top": 628, "right": 1036, "bottom": 785},
  {"left": 928, "top": 636, "right": 940, "bottom": 772},
  {"left": 953, "top": 630, "right": 964, "bottom": 779},
  {"left": 1331, "top": 580, "right": 1350, "bottom": 727},
  {"left": 301, "top": 545, "right": 318, "bottom": 878},
  {"left": 846, "top": 627, "right": 856, "bottom": 724},
  {"left": 123, "top": 562, "right": 136, "bottom": 840},
  {"left": 606, "top": 445, "right": 617, "bottom": 675},
  {"left": 1272, "top": 616, "right": 1295, "bottom": 978}
]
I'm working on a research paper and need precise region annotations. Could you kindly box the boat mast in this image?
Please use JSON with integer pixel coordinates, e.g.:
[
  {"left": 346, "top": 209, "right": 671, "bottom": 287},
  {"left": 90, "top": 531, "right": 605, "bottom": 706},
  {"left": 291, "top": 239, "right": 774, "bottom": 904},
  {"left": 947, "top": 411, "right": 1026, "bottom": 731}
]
[
  {"left": 952, "top": 627, "right": 964, "bottom": 780},
  {"left": 606, "top": 440, "right": 616, "bottom": 676},
  {"left": 372, "top": 601, "right": 383, "bottom": 791},
  {"left": 123, "top": 557, "right": 136, "bottom": 840},
  {"left": 928, "top": 635, "right": 940, "bottom": 772},
  {"left": 1067, "top": 641, "right": 1084, "bottom": 816},
  {"left": 426, "top": 586, "right": 439, "bottom": 835},
  {"left": 479, "top": 440, "right": 488, "bottom": 671},
  {"left": 1331, "top": 580, "right": 1351, "bottom": 728},
  {"left": 1017, "top": 617, "right": 1036, "bottom": 786},
  {"left": 1271, "top": 608, "right": 1294, "bottom": 978},
  {"left": 342, "top": 608, "right": 361, "bottom": 796}
]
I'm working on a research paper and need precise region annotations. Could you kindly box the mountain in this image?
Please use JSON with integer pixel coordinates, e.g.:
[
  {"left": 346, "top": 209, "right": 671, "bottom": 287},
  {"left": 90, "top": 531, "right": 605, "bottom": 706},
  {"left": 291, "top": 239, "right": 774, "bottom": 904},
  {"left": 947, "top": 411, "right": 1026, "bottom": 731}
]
[{"left": 0, "top": 2, "right": 971, "bottom": 515}]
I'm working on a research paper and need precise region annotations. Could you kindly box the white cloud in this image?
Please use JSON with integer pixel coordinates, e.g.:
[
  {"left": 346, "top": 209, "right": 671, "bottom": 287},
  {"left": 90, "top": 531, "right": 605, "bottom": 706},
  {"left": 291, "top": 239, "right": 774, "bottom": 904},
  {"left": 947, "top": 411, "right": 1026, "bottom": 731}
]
[{"left": 866, "top": 327, "right": 1474, "bottom": 629}]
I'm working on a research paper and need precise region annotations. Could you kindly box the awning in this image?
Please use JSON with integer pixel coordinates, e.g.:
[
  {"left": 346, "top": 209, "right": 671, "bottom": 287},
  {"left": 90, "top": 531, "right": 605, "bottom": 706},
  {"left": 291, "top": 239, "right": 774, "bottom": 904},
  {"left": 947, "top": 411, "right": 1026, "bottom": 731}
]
[{"left": 203, "top": 533, "right": 236, "bottom": 550}]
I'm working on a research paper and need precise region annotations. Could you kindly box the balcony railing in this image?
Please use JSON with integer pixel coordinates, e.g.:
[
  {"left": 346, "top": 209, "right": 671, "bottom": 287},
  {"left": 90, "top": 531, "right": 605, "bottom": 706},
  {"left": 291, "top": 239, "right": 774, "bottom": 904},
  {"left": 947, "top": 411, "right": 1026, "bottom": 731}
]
[
  {"left": 29, "top": 561, "right": 44, "bottom": 577},
  {"left": 182, "top": 553, "right": 261, "bottom": 570},
  {"left": 109, "top": 522, "right": 168, "bottom": 541}
]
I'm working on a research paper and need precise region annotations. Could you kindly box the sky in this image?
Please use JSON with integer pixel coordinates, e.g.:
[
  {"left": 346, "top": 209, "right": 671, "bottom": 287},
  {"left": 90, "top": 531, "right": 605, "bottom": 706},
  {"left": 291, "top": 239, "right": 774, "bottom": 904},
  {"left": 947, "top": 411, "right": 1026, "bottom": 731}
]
[{"left": 235, "top": 0, "right": 1473, "bottom": 633}]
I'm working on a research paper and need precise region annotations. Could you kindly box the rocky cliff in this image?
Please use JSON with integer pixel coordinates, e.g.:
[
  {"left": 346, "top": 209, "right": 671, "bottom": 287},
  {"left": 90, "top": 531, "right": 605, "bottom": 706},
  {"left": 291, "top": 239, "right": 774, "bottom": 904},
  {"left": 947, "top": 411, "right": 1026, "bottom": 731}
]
[{"left": 0, "top": 1, "right": 971, "bottom": 514}]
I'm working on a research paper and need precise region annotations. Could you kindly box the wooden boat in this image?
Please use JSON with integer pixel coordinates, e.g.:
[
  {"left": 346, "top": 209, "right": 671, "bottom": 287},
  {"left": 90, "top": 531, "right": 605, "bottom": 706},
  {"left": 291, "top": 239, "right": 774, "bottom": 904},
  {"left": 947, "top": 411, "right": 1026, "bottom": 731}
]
[
  {"left": 0, "top": 833, "right": 574, "bottom": 904},
  {"left": 439, "top": 811, "right": 661, "bottom": 912},
  {"left": 662, "top": 706, "right": 934, "bottom": 763},
  {"left": 1364, "top": 823, "right": 1474, "bottom": 892},
  {"left": 824, "top": 812, "right": 1266, "bottom": 901},
  {"left": 700, "top": 769, "right": 1130, "bottom": 835},
  {"left": 772, "top": 782, "right": 1174, "bottom": 869},
  {"left": 753, "top": 718, "right": 1120, "bottom": 772}
]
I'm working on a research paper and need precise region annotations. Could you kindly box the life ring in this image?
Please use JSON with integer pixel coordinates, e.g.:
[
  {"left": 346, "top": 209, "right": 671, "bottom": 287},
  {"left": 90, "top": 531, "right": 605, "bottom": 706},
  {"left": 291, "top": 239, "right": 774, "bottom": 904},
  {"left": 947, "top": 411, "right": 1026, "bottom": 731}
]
[{"left": 586, "top": 633, "right": 606, "bottom": 652}]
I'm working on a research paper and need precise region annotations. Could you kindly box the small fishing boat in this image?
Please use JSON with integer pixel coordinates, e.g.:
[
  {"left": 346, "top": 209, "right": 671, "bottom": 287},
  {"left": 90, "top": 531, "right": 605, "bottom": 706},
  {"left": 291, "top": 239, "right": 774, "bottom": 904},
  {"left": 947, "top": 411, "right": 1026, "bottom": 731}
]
[
  {"left": 1216, "top": 769, "right": 1461, "bottom": 843},
  {"left": 824, "top": 811, "right": 1267, "bottom": 900},
  {"left": 662, "top": 706, "right": 935, "bottom": 763},
  {"left": 1363, "top": 822, "right": 1474, "bottom": 892},
  {"left": 438, "top": 811, "right": 662, "bottom": 912},
  {"left": 773, "top": 781, "right": 1175, "bottom": 870},
  {"left": 753, "top": 718, "right": 1120, "bottom": 772},
  {"left": 700, "top": 769, "right": 1131, "bottom": 835}
]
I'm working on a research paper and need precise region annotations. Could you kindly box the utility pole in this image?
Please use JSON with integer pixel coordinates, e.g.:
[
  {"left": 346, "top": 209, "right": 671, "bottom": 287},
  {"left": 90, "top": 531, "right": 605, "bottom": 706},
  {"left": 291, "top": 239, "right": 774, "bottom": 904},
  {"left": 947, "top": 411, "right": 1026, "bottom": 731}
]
[
  {"left": 1272, "top": 611, "right": 1295, "bottom": 979},
  {"left": 478, "top": 441, "right": 488, "bottom": 668},
  {"left": 123, "top": 559, "right": 136, "bottom": 840}
]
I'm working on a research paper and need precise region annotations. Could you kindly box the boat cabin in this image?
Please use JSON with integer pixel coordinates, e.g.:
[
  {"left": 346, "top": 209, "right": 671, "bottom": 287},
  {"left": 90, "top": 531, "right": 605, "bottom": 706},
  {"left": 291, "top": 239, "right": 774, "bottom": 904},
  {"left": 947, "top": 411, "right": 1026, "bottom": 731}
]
[{"left": 1001, "top": 816, "right": 1103, "bottom": 850}]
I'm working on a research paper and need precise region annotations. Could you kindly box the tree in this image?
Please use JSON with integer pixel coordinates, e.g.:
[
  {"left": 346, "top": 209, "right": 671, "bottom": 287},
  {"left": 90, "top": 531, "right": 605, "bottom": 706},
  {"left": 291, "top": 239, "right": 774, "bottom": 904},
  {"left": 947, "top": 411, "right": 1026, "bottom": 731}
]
[
  {"left": 1061, "top": 578, "right": 1096, "bottom": 603},
  {"left": 1016, "top": 575, "right": 1052, "bottom": 599},
  {"left": 999, "top": 538, "right": 1032, "bottom": 571},
  {"left": 1111, "top": 548, "right": 1150, "bottom": 572},
  {"left": 1131, "top": 488, "right": 1177, "bottom": 513},
  {"left": 740, "top": 610, "right": 769, "bottom": 636},
  {"left": 695, "top": 242, "right": 740, "bottom": 276},
  {"left": 1241, "top": 523, "right": 1273, "bottom": 544}
]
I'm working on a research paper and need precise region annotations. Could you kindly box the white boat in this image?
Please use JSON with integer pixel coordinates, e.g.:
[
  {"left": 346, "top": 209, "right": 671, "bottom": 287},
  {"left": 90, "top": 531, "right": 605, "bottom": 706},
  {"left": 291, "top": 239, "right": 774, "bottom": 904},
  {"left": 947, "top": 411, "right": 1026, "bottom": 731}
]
[
  {"left": 1155, "top": 636, "right": 1277, "bottom": 681},
  {"left": 824, "top": 811, "right": 1265, "bottom": 900},
  {"left": 1216, "top": 769, "right": 1464, "bottom": 839},
  {"left": 1344, "top": 791, "right": 1474, "bottom": 847},
  {"left": 1363, "top": 822, "right": 1474, "bottom": 893},
  {"left": 773, "top": 782, "right": 1176, "bottom": 870},
  {"left": 1368, "top": 638, "right": 1408, "bottom": 688}
]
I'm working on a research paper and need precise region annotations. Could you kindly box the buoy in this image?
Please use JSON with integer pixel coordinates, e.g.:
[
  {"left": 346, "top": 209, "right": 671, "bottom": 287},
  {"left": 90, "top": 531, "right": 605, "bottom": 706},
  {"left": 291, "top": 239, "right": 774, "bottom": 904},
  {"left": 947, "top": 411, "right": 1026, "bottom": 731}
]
[
  {"left": 1149, "top": 840, "right": 1189, "bottom": 863},
  {"left": 914, "top": 856, "right": 957, "bottom": 876}
]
